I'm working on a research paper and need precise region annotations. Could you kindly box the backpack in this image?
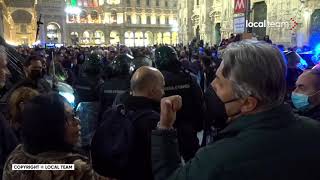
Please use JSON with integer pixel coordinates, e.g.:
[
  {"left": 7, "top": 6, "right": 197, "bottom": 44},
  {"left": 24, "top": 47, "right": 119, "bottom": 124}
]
[{"left": 91, "top": 104, "right": 155, "bottom": 178}]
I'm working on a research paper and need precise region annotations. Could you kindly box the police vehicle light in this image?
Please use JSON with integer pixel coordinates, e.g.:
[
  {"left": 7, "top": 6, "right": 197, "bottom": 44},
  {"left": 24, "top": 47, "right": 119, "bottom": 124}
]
[
  {"left": 59, "top": 92, "right": 75, "bottom": 107},
  {"left": 315, "top": 44, "right": 320, "bottom": 55},
  {"left": 297, "top": 58, "right": 308, "bottom": 70}
]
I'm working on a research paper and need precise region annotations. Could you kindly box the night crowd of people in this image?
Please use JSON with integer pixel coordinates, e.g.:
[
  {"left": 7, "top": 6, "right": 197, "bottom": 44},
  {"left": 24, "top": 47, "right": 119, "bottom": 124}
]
[{"left": 1, "top": 34, "right": 320, "bottom": 180}]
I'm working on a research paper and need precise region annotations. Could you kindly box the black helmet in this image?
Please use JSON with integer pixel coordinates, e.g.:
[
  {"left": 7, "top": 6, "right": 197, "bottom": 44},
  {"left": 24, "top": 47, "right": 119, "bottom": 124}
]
[
  {"left": 83, "top": 52, "right": 102, "bottom": 76},
  {"left": 110, "top": 54, "right": 133, "bottom": 77},
  {"left": 129, "top": 56, "right": 153, "bottom": 74},
  {"left": 155, "top": 46, "right": 180, "bottom": 71}
]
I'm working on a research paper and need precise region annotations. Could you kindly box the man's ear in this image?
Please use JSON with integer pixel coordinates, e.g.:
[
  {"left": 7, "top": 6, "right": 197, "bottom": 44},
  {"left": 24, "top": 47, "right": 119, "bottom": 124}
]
[
  {"left": 240, "top": 96, "right": 258, "bottom": 113},
  {"left": 309, "top": 93, "right": 320, "bottom": 107}
]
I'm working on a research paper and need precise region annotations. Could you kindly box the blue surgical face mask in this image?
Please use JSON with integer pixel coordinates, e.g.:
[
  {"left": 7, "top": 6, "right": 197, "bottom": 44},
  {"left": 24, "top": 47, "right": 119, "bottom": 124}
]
[
  {"left": 292, "top": 90, "right": 320, "bottom": 110},
  {"left": 291, "top": 92, "right": 309, "bottom": 110}
]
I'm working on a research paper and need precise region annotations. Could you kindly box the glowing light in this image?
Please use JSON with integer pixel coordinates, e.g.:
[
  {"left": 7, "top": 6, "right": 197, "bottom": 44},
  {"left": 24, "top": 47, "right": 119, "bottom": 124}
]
[
  {"left": 71, "top": 0, "right": 77, "bottom": 6},
  {"left": 297, "top": 58, "right": 308, "bottom": 70},
  {"left": 5, "top": 40, "right": 19, "bottom": 46},
  {"left": 315, "top": 44, "right": 320, "bottom": 55},
  {"left": 32, "top": 40, "right": 41, "bottom": 46},
  {"left": 65, "top": 6, "right": 81, "bottom": 14},
  {"left": 172, "top": 27, "right": 179, "bottom": 32},
  {"left": 59, "top": 92, "right": 75, "bottom": 107},
  {"left": 311, "top": 44, "right": 320, "bottom": 65}
]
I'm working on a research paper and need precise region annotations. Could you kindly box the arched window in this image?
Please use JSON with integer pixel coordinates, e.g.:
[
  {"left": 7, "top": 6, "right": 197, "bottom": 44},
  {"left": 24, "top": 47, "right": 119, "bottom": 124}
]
[
  {"left": 163, "top": 32, "right": 171, "bottom": 44},
  {"left": 145, "top": 31, "right": 153, "bottom": 46},
  {"left": 71, "top": 32, "right": 79, "bottom": 45},
  {"left": 94, "top": 30, "right": 105, "bottom": 44},
  {"left": 125, "top": 31, "right": 134, "bottom": 47},
  {"left": 46, "top": 22, "right": 61, "bottom": 43},
  {"left": 110, "top": 31, "right": 120, "bottom": 44},
  {"left": 135, "top": 31, "right": 144, "bottom": 46},
  {"left": 82, "top": 30, "right": 93, "bottom": 44}
]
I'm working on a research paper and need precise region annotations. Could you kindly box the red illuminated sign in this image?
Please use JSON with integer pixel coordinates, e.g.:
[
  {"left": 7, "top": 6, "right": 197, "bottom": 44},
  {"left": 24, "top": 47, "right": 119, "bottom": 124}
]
[{"left": 234, "top": 0, "right": 247, "bottom": 14}]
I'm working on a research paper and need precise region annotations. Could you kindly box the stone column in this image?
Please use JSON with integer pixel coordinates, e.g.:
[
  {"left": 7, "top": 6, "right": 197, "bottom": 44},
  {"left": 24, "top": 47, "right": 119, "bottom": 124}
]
[
  {"left": 62, "top": 16, "right": 67, "bottom": 45},
  {"left": 105, "top": 28, "right": 110, "bottom": 45},
  {"left": 119, "top": 28, "right": 125, "bottom": 44}
]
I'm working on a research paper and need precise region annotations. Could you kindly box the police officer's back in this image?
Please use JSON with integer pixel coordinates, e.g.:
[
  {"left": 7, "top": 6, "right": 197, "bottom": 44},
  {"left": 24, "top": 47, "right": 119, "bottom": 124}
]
[
  {"left": 155, "top": 46, "right": 205, "bottom": 161},
  {"left": 99, "top": 54, "right": 131, "bottom": 117},
  {"left": 74, "top": 53, "right": 102, "bottom": 103}
]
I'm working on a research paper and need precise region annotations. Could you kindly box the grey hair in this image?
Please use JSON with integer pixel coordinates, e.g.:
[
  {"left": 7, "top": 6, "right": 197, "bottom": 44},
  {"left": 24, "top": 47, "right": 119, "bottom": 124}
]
[
  {"left": 0, "top": 45, "right": 7, "bottom": 61},
  {"left": 221, "top": 40, "right": 287, "bottom": 109}
]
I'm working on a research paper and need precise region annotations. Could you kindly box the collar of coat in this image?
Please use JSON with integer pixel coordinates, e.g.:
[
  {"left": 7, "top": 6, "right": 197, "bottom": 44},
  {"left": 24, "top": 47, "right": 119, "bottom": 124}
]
[{"left": 219, "top": 104, "right": 296, "bottom": 138}]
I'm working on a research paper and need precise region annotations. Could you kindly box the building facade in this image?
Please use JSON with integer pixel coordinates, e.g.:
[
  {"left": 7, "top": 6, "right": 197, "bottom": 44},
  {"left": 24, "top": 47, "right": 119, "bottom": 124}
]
[
  {"left": 37, "top": 0, "right": 179, "bottom": 47},
  {"left": 0, "top": 0, "right": 37, "bottom": 46},
  {"left": 178, "top": 0, "right": 320, "bottom": 47}
]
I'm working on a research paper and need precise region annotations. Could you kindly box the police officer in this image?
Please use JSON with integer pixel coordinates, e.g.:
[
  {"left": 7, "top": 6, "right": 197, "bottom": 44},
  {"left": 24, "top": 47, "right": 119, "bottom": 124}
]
[
  {"left": 112, "top": 55, "right": 154, "bottom": 106},
  {"left": 98, "top": 54, "right": 132, "bottom": 121},
  {"left": 74, "top": 53, "right": 103, "bottom": 103},
  {"left": 155, "top": 46, "right": 205, "bottom": 161}
]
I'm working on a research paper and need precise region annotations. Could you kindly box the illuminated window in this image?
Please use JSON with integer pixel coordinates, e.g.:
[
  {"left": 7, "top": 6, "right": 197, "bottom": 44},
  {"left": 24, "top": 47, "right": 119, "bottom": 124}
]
[
  {"left": 98, "top": 0, "right": 104, "bottom": 5},
  {"left": 71, "top": 32, "right": 78, "bottom": 36},
  {"left": 94, "top": 30, "right": 105, "bottom": 44},
  {"left": 125, "top": 31, "right": 134, "bottom": 47},
  {"left": 135, "top": 32, "right": 144, "bottom": 46},
  {"left": 110, "top": 31, "right": 120, "bottom": 45},
  {"left": 107, "top": 0, "right": 121, "bottom": 5},
  {"left": 47, "top": 23, "right": 61, "bottom": 43},
  {"left": 71, "top": 32, "right": 79, "bottom": 45},
  {"left": 82, "top": 30, "right": 92, "bottom": 44},
  {"left": 172, "top": 32, "right": 178, "bottom": 45},
  {"left": 156, "top": 32, "right": 162, "bottom": 44},
  {"left": 163, "top": 32, "right": 171, "bottom": 44},
  {"left": 145, "top": 31, "right": 153, "bottom": 46}
]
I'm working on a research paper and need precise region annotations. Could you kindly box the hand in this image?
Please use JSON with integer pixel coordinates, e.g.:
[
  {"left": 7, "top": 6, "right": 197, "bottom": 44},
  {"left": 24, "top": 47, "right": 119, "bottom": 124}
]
[{"left": 159, "top": 95, "right": 182, "bottom": 129}]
